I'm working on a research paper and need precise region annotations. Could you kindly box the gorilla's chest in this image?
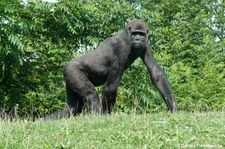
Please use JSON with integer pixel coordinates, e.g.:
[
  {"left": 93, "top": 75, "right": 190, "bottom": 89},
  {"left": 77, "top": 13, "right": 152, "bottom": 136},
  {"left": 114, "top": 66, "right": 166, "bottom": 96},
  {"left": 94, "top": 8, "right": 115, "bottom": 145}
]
[{"left": 124, "top": 48, "right": 143, "bottom": 69}]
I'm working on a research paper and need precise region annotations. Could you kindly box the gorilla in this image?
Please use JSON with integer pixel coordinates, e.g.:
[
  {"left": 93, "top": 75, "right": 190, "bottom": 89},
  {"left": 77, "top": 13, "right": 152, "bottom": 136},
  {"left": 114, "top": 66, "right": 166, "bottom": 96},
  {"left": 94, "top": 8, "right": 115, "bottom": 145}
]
[{"left": 45, "top": 19, "right": 178, "bottom": 119}]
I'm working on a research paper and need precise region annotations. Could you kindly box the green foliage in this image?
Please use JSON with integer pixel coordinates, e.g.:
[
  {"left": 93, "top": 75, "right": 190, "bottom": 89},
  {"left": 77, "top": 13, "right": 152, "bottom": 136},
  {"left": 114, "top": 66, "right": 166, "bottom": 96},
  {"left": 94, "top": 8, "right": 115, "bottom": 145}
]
[
  {"left": 0, "top": 0, "right": 224, "bottom": 117},
  {"left": 117, "top": 59, "right": 166, "bottom": 113}
]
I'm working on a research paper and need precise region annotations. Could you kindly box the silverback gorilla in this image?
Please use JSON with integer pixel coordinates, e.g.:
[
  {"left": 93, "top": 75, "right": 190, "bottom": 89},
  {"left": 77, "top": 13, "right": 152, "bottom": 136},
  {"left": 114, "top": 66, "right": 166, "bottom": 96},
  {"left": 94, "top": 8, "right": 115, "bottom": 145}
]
[{"left": 45, "top": 19, "right": 178, "bottom": 119}]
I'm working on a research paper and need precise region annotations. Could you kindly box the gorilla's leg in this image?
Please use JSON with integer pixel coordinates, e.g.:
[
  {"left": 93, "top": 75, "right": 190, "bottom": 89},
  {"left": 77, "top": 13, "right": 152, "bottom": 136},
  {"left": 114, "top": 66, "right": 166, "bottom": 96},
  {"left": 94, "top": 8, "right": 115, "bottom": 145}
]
[
  {"left": 85, "top": 89, "right": 101, "bottom": 114},
  {"left": 102, "top": 85, "right": 117, "bottom": 114},
  {"left": 43, "top": 107, "right": 71, "bottom": 120},
  {"left": 43, "top": 85, "right": 84, "bottom": 120},
  {"left": 65, "top": 68, "right": 101, "bottom": 114},
  {"left": 66, "top": 84, "right": 84, "bottom": 115}
]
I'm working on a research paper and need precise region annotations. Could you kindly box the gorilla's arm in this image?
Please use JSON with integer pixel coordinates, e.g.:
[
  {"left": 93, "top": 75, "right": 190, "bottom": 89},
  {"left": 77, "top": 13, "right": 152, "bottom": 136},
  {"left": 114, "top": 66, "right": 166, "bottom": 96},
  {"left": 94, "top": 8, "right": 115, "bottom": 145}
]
[
  {"left": 141, "top": 46, "right": 178, "bottom": 112},
  {"left": 102, "top": 66, "right": 123, "bottom": 113}
]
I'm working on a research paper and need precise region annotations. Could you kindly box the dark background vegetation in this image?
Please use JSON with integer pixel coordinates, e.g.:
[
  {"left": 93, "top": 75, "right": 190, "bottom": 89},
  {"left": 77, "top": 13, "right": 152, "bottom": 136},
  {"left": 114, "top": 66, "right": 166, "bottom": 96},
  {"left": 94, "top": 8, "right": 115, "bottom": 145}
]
[{"left": 0, "top": 0, "right": 224, "bottom": 117}]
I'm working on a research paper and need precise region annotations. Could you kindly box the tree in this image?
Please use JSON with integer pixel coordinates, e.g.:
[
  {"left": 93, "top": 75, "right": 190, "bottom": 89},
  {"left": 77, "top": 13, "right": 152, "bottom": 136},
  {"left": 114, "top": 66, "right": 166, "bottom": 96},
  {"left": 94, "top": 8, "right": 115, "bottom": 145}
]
[{"left": 0, "top": 0, "right": 224, "bottom": 117}]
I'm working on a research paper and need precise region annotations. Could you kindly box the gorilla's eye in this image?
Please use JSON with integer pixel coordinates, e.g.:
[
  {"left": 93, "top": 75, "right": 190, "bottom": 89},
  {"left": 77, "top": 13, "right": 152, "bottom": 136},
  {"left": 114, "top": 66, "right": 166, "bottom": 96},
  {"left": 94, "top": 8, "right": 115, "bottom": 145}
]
[{"left": 131, "top": 31, "right": 146, "bottom": 36}]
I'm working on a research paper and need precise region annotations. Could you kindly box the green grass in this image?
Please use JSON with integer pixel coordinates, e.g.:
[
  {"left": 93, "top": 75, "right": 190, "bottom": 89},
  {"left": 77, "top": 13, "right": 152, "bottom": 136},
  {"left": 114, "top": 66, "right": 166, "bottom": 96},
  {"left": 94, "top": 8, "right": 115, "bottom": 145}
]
[{"left": 0, "top": 112, "right": 224, "bottom": 148}]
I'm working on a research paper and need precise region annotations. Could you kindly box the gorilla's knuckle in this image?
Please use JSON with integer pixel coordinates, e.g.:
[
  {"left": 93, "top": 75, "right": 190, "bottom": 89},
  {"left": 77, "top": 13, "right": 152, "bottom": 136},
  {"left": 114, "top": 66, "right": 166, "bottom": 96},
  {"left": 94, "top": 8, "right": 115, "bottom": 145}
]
[{"left": 105, "top": 85, "right": 117, "bottom": 93}]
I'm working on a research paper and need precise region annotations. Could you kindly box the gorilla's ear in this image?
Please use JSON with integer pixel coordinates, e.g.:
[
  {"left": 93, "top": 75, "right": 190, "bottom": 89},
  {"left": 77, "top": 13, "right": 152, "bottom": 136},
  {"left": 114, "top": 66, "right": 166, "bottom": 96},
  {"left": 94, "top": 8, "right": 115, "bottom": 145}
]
[
  {"left": 126, "top": 25, "right": 132, "bottom": 35},
  {"left": 128, "top": 26, "right": 132, "bottom": 31}
]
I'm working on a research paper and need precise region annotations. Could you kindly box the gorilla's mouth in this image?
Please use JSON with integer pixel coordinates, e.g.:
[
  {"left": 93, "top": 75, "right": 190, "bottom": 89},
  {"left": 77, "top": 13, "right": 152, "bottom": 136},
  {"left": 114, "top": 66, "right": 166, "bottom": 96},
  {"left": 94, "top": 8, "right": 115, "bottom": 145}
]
[{"left": 132, "top": 43, "right": 143, "bottom": 48}]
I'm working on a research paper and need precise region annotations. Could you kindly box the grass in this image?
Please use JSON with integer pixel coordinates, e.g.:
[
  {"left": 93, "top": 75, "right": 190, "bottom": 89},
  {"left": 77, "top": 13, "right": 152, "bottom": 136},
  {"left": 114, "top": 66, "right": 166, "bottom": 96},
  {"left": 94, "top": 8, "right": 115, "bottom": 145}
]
[{"left": 0, "top": 111, "right": 224, "bottom": 148}]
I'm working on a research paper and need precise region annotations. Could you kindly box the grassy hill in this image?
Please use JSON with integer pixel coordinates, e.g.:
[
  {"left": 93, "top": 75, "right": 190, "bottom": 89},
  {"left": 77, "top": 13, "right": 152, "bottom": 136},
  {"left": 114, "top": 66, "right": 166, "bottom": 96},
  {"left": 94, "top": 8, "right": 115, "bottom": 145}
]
[{"left": 0, "top": 112, "right": 224, "bottom": 148}]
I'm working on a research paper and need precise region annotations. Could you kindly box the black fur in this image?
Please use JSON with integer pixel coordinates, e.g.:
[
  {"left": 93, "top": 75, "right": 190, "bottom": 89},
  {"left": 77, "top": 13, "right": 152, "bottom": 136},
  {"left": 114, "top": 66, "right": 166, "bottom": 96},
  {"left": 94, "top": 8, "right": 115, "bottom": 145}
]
[{"left": 45, "top": 20, "right": 178, "bottom": 120}]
